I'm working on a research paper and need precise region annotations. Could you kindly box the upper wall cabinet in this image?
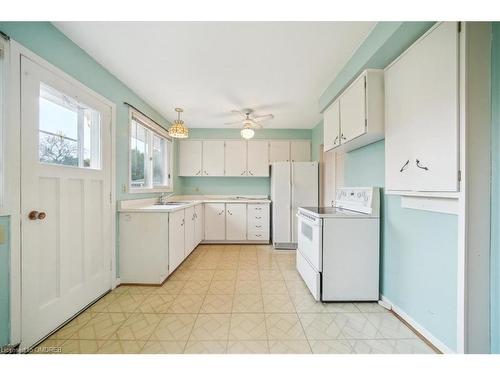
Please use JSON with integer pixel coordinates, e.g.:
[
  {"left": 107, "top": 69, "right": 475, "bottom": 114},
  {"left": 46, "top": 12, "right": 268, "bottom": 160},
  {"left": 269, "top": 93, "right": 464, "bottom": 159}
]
[
  {"left": 247, "top": 141, "right": 269, "bottom": 176},
  {"left": 225, "top": 140, "right": 247, "bottom": 176},
  {"left": 323, "top": 69, "right": 384, "bottom": 153},
  {"left": 202, "top": 140, "right": 225, "bottom": 176},
  {"left": 385, "top": 22, "right": 459, "bottom": 193},
  {"left": 269, "top": 141, "right": 290, "bottom": 163},
  {"left": 179, "top": 140, "right": 202, "bottom": 176},
  {"left": 179, "top": 139, "right": 311, "bottom": 177},
  {"left": 290, "top": 140, "right": 311, "bottom": 162}
]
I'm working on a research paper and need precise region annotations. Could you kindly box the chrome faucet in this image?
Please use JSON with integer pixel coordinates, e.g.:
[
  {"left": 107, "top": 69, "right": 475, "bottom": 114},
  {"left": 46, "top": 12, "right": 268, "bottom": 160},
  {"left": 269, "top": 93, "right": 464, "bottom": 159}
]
[{"left": 159, "top": 192, "right": 174, "bottom": 205}]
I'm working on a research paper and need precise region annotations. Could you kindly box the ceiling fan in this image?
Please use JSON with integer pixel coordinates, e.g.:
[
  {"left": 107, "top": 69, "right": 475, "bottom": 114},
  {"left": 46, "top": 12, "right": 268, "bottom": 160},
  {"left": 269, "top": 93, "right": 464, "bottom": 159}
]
[{"left": 224, "top": 108, "right": 274, "bottom": 139}]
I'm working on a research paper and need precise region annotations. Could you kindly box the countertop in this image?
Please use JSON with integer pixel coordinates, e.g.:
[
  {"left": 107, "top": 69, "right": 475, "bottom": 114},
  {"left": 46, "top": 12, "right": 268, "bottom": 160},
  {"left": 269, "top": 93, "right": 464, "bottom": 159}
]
[{"left": 118, "top": 195, "right": 271, "bottom": 213}]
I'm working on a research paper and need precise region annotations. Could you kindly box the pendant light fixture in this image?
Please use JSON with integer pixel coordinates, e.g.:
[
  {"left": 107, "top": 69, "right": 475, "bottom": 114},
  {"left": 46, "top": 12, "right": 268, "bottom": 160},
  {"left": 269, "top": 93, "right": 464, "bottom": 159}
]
[{"left": 168, "top": 107, "right": 189, "bottom": 138}]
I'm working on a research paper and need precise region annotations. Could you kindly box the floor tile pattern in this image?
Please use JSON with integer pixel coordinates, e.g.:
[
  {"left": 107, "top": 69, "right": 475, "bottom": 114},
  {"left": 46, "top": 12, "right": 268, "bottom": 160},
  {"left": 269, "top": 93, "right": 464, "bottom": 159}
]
[{"left": 33, "top": 244, "right": 436, "bottom": 354}]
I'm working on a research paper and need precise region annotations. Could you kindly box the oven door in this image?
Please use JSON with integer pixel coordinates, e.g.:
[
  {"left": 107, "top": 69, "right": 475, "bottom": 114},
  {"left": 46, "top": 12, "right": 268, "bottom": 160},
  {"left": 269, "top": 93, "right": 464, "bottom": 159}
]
[{"left": 296, "top": 211, "right": 322, "bottom": 271}]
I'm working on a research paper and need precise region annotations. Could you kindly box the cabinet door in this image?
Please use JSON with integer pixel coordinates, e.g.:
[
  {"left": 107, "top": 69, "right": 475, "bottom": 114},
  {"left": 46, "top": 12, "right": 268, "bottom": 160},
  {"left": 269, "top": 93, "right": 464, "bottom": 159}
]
[
  {"left": 323, "top": 100, "right": 341, "bottom": 151},
  {"left": 225, "top": 140, "right": 247, "bottom": 176},
  {"left": 184, "top": 206, "right": 195, "bottom": 257},
  {"left": 202, "top": 140, "right": 225, "bottom": 176},
  {"left": 385, "top": 22, "right": 459, "bottom": 192},
  {"left": 339, "top": 74, "right": 366, "bottom": 143},
  {"left": 179, "top": 140, "right": 202, "bottom": 176},
  {"left": 204, "top": 203, "right": 226, "bottom": 240},
  {"left": 194, "top": 204, "right": 204, "bottom": 245},
  {"left": 269, "top": 141, "right": 290, "bottom": 163},
  {"left": 290, "top": 141, "right": 311, "bottom": 162},
  {"left": 225, "top": 203, "right": 247, "bottom": 241},
  {"left": 168, "top": 210, "right": 185, "bottom": 274},
  {"left": 247, "top": 141, "right": 269, "bottom": 176}
]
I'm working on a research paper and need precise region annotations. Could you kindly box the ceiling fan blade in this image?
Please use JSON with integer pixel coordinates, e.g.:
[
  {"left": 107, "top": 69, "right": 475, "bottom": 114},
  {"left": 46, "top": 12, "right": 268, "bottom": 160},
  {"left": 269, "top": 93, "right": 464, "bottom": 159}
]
[
  {"left": 253, "top": 114, "right": 274, "bottom": 121},
  {"left": 230, "top": 109, "right": 246, "bottom": 116},
  {"left": 248, "top": 119, "right": 263, "bottom": 129}
]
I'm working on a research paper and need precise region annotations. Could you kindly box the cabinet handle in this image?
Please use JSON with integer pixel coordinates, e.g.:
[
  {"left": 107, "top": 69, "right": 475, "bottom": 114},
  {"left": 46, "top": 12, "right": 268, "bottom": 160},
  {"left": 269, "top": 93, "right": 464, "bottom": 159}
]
[
  {"left": 204, "top": 171, "right": 209, "bottom": 175},
  {"left": 196, "top": 170, "right": 201, "bottom": 175},
  {"left": 333, "top": 135, "right": 339, "bottom": 145},
  {"left": 181, "top": 219, "right": 185, "bottom": 226},
  {"left": 241, "top": 171, "right": 246, "bottom": 175},
  {"left": 249, "top": 171, "right": 254, "bottom": 176},
  {"left": 255, "top": 225, "right": 262, "bottom": 228},
  {"left": 255, "top": 207, "right": 262, "bottom": 211},
  {"left": 255, "top": 234, "right": 262, "bottom": 237},
  {"left": 399, "top": 160, "right": 410, "bottom": 173},
  {"left": 255, "top": 216, "right": 262, "bottom": 219},
  {"left": 416, "top": 159, "right": 429, "bottom": 171},
  {"left": 218, "top": 210, "right": 224, "bottom": 215},
  {"left": 228, "top": 210, "right": 232, "bottom": 215}
]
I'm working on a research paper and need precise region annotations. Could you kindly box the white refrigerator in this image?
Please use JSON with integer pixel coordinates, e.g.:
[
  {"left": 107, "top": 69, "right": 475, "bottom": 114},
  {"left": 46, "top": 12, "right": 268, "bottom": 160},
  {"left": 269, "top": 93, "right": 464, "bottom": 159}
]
[{"left": 271, "top": 162, "right": 318, "bottom": 249}]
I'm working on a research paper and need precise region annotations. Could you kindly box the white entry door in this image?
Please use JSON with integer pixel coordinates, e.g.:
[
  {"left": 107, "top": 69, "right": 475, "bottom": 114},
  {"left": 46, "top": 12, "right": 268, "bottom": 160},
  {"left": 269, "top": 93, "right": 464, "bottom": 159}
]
[{"left": 20, "top": 56, "right": 113, "bottom": 349}]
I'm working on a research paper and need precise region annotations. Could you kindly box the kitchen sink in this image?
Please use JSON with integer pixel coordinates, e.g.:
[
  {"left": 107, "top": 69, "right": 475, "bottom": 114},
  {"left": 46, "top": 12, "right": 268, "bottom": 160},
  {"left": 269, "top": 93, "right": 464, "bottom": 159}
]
[{"left": 155, "top": 201, "right": 191, "bottom": 206}]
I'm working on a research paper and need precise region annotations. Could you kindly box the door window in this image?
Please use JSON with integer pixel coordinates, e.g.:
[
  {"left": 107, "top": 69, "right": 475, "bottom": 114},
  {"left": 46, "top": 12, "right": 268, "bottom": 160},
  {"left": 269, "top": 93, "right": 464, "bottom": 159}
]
[{"left": 38, "top": 83, "right": 101, "bottom": 168}]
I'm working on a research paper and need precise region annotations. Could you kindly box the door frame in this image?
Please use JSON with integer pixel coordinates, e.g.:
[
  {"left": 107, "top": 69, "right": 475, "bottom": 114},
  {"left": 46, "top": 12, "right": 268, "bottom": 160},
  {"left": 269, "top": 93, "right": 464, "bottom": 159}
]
[{"left": 6, "top": 40, "right": 117, "bottom": 345}]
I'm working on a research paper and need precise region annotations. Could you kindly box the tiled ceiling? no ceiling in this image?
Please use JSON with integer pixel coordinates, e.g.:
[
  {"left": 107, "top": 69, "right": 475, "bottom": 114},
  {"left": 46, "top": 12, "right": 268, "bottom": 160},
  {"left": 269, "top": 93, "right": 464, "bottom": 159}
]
[{"left": 54, "top": 22, "right": 376, "bottom": 129}]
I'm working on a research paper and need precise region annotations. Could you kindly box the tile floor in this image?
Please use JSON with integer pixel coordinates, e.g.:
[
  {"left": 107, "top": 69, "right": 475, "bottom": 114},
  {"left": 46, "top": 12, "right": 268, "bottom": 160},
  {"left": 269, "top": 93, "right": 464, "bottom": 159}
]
[{"left": 32, "top": 244, "right": 437, "bottom": 354}]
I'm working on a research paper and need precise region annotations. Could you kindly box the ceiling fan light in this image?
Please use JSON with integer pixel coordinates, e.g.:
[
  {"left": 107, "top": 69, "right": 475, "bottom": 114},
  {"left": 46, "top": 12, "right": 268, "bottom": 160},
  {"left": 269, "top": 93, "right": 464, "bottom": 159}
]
[{"left": 240, "top": 127, "right": 255, "bottom": 140}]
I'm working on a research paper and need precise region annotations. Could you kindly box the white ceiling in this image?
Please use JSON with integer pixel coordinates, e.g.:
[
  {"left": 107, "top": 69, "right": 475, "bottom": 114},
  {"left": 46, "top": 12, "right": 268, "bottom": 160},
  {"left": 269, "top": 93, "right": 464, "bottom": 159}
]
[{"left": 53, "top": 22, "right": 375, "bottom": 129}]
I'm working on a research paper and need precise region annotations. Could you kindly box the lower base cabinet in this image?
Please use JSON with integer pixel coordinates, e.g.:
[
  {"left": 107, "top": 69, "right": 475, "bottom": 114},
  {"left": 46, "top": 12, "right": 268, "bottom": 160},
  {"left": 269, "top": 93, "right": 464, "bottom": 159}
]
[
  {"left": 169, "top": 209, "right": 185, "bottom": 274},
  {"left": 119, "top": 212, "right": 169, "bottom": 284}
]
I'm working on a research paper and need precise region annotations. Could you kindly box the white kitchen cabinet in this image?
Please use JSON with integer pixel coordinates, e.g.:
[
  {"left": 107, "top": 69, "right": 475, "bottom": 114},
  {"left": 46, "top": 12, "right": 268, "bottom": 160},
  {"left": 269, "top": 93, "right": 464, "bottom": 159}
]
[
  {"left": 247, "top": 141, "right": 269, "bottom": 176},
  {"left": 194, "top": 203, "right": 204, "bottom": 246},
  {"left": 385, "top": 22, "right": 459, "bottom": 193},
  {"left": 225, "top": 140, "right": 247, "bottom": 176},
  {"left": 269, "top": 140, "right": 290, "bottom": 163},
  {"left": 204, "top": 202, "right": 226, "bottom": 240},
  {"left": 169, "top": 209, "right": 185, "bottom": 274},
  {"left": 119, "top": 212, "right": 169, "bottom": 284},
  {"left": 290, "top": 140, "right": 311, "bottom": 162},
  {"left": 202, "top": 140, "right": 225, "bottom": 176},
  {"left": 247, "top": 204, "right": 270, "bottom": 241},
  {"left": 184, "top": 206, "right": 195, "bottom": 257},
  {"left": 179, "top": 140, "right": 202, "bottom": 176},
  {"left": 323, "top": 100, "right": 340, "bottom": 151},
  {"left": 339, "top": 74, "right": 367, "bottom": 143},
  {"left": 322, "top": 69, "right": 384, "bottom": 153},
  {"left": 225, "top": 203, "right": 247, "bottom": 241}
]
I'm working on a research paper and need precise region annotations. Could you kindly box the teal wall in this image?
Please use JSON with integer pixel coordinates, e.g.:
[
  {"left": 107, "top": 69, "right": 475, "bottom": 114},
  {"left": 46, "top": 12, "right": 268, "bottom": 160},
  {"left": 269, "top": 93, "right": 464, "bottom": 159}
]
[
  {"left": 178, "top": 128, "right": 312, "bottom": 195},
  {"left": 311, "top": 121, "right": 324, "bottom": 162},
  {"left": 0, "top": 216, "right": 9, "bottom": 347},
  {"left": 491, "top": 22, "right": 500, "bottom": 354},
  {"left": 344, "top": 140, "right": 458, "bottom": 351}
]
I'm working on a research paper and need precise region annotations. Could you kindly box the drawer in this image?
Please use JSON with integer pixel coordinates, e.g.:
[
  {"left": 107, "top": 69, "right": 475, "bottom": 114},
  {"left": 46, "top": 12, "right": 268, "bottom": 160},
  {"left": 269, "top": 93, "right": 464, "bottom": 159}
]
[{"left": 247, "top": 232, "right": 269, "bottom": 241}]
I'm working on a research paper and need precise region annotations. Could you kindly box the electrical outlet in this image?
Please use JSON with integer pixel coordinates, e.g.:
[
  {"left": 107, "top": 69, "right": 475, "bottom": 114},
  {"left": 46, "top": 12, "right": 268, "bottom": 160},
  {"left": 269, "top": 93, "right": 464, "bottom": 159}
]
[
  {"left": 122, "top": 184, "right": 127, "bottom": 193},
  {"left": 0, "top": 224, "right": 5, "bottom": 245}
]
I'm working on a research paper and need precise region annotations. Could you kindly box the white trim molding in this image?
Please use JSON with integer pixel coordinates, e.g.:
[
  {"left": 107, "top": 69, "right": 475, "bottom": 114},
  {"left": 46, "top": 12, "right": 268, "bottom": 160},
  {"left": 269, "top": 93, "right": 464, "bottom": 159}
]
[{"left": 380, "top": 295, "right": 455, "bottom": 354}]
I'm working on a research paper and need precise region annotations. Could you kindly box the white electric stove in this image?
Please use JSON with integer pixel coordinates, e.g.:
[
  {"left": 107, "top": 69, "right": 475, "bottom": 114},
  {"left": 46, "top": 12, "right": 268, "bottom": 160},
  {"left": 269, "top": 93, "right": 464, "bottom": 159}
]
[{"left": 296, "top": 187, "right": 380, "bottom": 301}]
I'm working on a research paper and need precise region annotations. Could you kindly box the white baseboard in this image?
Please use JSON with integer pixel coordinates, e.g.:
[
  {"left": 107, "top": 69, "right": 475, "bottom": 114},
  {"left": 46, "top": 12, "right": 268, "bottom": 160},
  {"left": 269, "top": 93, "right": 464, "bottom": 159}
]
[{"left": 380, "top": 295, "right": 455, "bottom": 354}]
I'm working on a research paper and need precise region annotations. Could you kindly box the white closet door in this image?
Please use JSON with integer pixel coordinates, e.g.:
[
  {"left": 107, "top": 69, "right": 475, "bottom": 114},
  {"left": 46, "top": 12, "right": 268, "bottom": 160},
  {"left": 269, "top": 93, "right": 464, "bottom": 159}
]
[
  {"left": 247, "top": 141, "right": 269, "bottom": 176},
  {"left": 202, "top": 140, "right": 225, "bottom": 176},
  {"left": 225, "top": 203, "right": 247, "bottom": 241},
  {"left": 168, "top": 209, "right": 185, "bottom": 273},
  {"left": 194, "top": 204, "right": 204, "bottom": 245},
  {"left": 339, "top": 74, "right": 366, "bottom": 143},
  {"left": 269, "top": 141, "right": 290, "bottom": 163},
  {"left": 179, "top": 140, "right": 202, "bottom": 176},
  {"left": 224, "top": 140, "right": 247, "bottom": 176},
  {"left": 290, "top": 141, "right": 311, "bottom": 162},
  {"left": 20, "top": 56, "right": 112, "bottom": 348}
]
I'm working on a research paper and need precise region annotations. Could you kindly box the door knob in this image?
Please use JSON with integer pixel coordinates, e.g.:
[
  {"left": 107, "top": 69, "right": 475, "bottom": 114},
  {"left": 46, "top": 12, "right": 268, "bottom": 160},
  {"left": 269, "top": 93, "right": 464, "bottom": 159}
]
[{"left": 28, "top": 211, "right": 46, "bottom": 220}]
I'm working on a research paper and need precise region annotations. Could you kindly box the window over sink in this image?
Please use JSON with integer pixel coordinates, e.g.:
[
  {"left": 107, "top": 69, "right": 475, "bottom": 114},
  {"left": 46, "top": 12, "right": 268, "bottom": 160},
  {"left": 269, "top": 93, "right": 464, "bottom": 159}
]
[{"left": 129, "top": 108, "right": 173, "bottom": 193}]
